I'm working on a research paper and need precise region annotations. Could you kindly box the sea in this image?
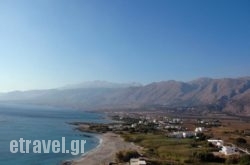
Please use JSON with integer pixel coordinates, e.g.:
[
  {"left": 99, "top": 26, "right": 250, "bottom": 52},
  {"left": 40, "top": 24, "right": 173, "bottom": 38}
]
[{"left": 0, "top": 103, "right": 106, "bottom": 165}]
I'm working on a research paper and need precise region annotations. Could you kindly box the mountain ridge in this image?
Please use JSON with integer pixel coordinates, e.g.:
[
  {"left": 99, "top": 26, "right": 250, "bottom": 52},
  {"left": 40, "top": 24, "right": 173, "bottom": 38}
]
[
  {"left": 0, "top": 77, "right": 250, "bottom": 116},
  {"left": 59, "top": 80, "right": 142, "bottom": 89}
]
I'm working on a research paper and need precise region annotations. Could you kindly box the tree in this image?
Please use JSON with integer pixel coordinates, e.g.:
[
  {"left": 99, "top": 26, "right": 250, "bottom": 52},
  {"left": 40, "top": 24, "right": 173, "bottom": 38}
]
[
  {"left": 115, "top": 150, "right": 140, "bottom": 162},
  {"left": 225, "top": 155, "right": 239, "bottom": 164},
  {"left": 193, "top": 151, "right": 225, "bottom": 163},
  {"left": 239, "top": 155, "right": 250, "bottom": 165},
  {"left": 235, "top": 137, "right": 247, "bottom": 145}
]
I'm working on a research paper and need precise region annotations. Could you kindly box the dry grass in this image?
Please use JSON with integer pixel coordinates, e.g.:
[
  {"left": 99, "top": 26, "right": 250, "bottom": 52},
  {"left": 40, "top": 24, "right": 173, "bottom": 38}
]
[
  {"left": 121, "top": 133, "right": 215, "bottom": 164},
  {"left": 208, "top": 119, "right": 250, "bottom": 143}
]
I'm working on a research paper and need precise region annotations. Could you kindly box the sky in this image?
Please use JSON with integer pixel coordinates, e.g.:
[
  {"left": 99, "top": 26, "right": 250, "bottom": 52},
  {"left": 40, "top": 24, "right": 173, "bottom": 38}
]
[{"left": 0, "top": 0, "right": 249, "bottom": 92}]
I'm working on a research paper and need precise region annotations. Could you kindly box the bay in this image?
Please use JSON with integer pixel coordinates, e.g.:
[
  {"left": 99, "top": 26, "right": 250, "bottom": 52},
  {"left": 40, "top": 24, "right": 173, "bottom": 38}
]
[{"left": 0, "top": 103, "right": 104, "bottom": 165}]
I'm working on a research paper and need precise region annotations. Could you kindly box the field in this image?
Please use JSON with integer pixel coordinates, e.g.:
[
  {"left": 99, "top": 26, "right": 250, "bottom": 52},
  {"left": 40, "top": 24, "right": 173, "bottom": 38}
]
[
  {"left": 116, "top": 113, "right": 250, "bottom": 165},
  {"left": 121, "top": 133, "right": 223, "bottom": 165},
  {"left": 209, "top": 119, "right": 250, "bottom": 144}
]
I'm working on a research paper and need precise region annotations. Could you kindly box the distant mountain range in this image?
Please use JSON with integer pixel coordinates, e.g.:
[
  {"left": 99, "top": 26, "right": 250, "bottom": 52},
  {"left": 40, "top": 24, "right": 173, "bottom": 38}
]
[
  {"left": 0, "top": 78, "right": 250, "bottom": 116},
  {"left": 60, "top": 80, "right": 142, "bottom": 89}
]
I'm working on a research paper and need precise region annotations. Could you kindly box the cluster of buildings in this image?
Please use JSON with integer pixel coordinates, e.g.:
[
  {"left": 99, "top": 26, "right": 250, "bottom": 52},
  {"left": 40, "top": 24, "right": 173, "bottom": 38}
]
[
  {"left": 129, "top": 158, "right": 146, "bottom": 165},
  {"left": 112, "top": 112, "right": 186, "bottom": 132},
  {"left": 169, "top": 127, "right": 205, "bottom": 138},
  {"left": 207, "top": 139, "right": 250, "bottom": 156},
  {"left": 197, "top": 119, "right": 221, "bottom": 127},
  {"left": 207, "top": 139, "right": 238, "bottom": 155},
  {"left": 110, "top": 112, "right": 249, "bottom": 158}
]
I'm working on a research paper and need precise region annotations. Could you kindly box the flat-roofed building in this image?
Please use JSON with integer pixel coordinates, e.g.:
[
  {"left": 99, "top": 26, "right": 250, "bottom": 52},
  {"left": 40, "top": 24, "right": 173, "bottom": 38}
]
[{"left": 130, "top": 158, "right": 147, "bottom": 165}]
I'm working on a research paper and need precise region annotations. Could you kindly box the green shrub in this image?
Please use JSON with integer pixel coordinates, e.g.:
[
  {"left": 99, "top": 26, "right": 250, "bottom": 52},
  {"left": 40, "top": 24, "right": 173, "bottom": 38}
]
[
  {"left": 193, "top": 151, "right": 225, "bottom": 163},
  {"left": 235, "top": 137, "right": 247, "bottom": 145},
  {"left": 115, "top": 150, "right": 140, "bottom": 163},
  {"left": 239, "top": 155, "right": 250, "bottom": 165},
  {"left": 225, "top": 155, "right": 239, "bottom": 164}
]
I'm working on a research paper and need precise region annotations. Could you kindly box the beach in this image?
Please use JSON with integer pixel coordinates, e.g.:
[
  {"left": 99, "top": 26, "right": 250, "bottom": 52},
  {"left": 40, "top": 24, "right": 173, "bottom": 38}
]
[{"left": 72, "top": 132, "right": 141, "bottom": 165}]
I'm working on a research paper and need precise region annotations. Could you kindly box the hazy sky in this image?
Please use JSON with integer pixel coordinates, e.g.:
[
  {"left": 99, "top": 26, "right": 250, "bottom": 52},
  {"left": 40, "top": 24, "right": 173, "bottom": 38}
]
[{"left": 0, "top": 0, "right": 249, "bottom": 92}]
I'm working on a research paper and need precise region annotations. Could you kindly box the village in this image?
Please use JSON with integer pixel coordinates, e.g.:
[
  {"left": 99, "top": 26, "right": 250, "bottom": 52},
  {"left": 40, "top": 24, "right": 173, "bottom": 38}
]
[
  {"left": 72, "top": 111, "right": 250, "bottom": 165},
  {"left": 108, "top": 111, "right": 250, "bottom": 165}
]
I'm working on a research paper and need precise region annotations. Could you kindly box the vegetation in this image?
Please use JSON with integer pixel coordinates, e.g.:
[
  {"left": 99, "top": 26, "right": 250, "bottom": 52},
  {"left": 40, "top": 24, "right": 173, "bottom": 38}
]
[
  {"left": 225, "top": 155, "right": 240, "bottom": 164},
  {"left": 195, "top": 132, "right": 212, "bottom": 141},
  {"left": 121, "top": 132, "right": 222, "bottom": 164},
  {"left": 239, "top": 155, "right": 250, "bottom": 165},
  {"left": 75, "top": 114, "right": 250, "bottom": 165},
  {"left": 192, "top": 151, "right": 225, "bottom": 163},
  {"left": 235, "top": 137, "right": 247, "bottom": 145},
  {"left": 115, "top": 150, "right": 140, "bottom": 163}
]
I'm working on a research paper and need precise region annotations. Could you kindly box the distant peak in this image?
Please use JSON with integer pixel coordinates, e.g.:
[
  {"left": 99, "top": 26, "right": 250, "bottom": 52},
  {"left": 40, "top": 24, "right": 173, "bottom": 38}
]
[
  {"left": 189, "top": 77, "right": 213, "bottom": 83},
  {"left": 60, "top": 80, "right": 142, "bottom": 89}
]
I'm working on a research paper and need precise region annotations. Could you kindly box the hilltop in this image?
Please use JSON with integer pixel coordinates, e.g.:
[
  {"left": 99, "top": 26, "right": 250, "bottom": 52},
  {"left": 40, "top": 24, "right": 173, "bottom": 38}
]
[{"left": 0, "top": 77, "right": 250, "bottom": 116}]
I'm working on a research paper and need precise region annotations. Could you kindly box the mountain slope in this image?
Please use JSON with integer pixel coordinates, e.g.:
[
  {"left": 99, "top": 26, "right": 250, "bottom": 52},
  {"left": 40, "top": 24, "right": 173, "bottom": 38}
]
[
  {"left": 0, "top": 77, "right": 250, "bottom": 115},
  {"left": 60, "top": 81, "right": 142, "bottom": 89}
]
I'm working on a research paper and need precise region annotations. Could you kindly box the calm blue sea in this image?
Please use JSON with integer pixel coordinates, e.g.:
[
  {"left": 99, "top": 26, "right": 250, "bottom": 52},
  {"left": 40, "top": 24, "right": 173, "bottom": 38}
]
[{"left": 0, "top": 103, "right": 105, "bottom": 165}]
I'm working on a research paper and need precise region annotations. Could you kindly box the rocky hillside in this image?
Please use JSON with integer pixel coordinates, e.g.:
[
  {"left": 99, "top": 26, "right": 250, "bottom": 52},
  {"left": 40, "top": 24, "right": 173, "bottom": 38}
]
[{"left": 0, "top": 77, "right": 250, "bottom": 115}]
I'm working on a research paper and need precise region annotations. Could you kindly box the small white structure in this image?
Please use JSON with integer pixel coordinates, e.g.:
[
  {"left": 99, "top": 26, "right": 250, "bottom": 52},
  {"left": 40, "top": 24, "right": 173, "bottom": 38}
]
[
  {"left": 183, "top": 131, "right": 195, "bottom": 138},
  {"left": 165, "top": 125, "right": 181, "bottom": 129},
  {"left": 195, "top": 127, "right": 204, "bottom": 133},
  {"left": 171, "top": 118, "right": 181, "bottom": 123},
  {"left": 130, "top": 158, "right": 147, "bottom": 165},
  {"left": 170, "top": 131, "right": 194, "bottom": 138},
  {"left": 131, "top": 123, "right": 137, "bottom": 128},
  {"left": 169, "top": 132, "right": 183, "bottom": 138},
  {"left": 207, "top": 139, "right": 224, "bottom": 147},
  {"left": 220, "top": 146, "right": 237, "bottom": 155}
]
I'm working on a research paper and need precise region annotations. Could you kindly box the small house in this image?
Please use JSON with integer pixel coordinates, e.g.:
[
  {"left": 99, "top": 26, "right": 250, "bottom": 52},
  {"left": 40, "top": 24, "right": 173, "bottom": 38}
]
[
  {"left": 220, "top": 146, "right": 238, "bottom": 155},
  {"left": 130, "top": 158, "right": 147, "bottom": 165}
]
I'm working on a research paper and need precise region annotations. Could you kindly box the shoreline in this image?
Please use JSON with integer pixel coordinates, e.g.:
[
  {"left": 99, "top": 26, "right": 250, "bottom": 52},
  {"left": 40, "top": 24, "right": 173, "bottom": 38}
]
[
  {"left": 71, "top": 132, "right": 141, "bottom": 165},
  {"left": 61, "top": 133, "right": 103, "bottom": 165},
  {"left": 79, "top": 133, "right": 103, "bottom": 159}
]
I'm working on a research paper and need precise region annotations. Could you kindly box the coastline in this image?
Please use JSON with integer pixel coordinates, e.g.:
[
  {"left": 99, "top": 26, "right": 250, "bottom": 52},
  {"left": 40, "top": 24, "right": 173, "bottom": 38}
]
[
  {"left": 79, "top": 133, "right": 103, "bottom": 159},
  {"left": 71, "top": 132, "right": 141, "bottom": 165}
]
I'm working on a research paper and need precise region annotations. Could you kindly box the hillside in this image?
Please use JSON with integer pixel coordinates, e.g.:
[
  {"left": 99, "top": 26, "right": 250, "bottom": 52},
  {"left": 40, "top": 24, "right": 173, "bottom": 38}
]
[{"left": 0, "top": 78, "right": 250, "bottom": 115}]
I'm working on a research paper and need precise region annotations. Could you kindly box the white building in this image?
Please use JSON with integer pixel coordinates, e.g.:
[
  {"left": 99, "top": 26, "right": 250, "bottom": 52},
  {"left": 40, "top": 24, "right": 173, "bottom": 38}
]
[
  {"left": 130, "top": 158, "right": 147, "bottom": 165},
  {"left": 165, "top": 125, "right": 181, "bottom": 129},
  {"left": 171, "top": 118, "right": 181, "bottom": 123},
  {"left": 195, "top": 127, "right": 205, "bottom": 133},
  {"left": 207, "top": 139, "right": 224, "bottom": 147},
  {"left": 220, "top": 146, "right": 238, "bottom": 155},
  {"left": 169, "top": 132, "right": 183, "bottom": 138},
  {"left": 131, "top": 123, "right": 137, "bottom": 128},
  {"left": 183, "top": 131, "right": 195, "bottom": 138},
  {"left": 170, "top": 131, "right": 194, "bottom": 138}
]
